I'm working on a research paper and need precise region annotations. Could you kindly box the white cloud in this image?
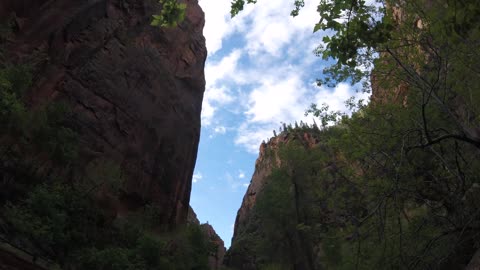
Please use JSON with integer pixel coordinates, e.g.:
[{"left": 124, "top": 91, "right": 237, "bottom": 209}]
[
  {"left": 245, "top": 74, "right": 307, "bottom": 124},
  {"left": 198, "top": 0, "right": 235, "bottom": 55},
  {"left": 205, "top": 50, "right": 243, "bottom": 88},
  {"left": 202, "top": 50, "right": 242, "bottom": 126},
  {"left": 199, "top": 0, "right": 256, "bottom": 55},
  {"left": 200, "top": 0, "right": 326, "bottom": 129},
  {"left": 314, "top": 83, "right": 367, "bottom": 112},
  {"left": 235, "top": 123, "right": 274, "bottom": 154},
  {"left": 199, "top": 0, "right": 371, "bottom": 153},
  {"left": 225, "top": 172, "right": 250, "bottom": 191},
  {"left": 233, "top": 65, "right": 317, "bottom": 153},
  {"left": 235, "top": 80, "right": 368, "bottom": 153},
  {"left": 201, "top": 101, "right": 215, "bottom": 126},
  {"left": 241, "top": 0, "right": 320, "bottom": 56},
  {"left": 210, "top": 87, "right": 234, "bottom": 104},
  {"left": 200, "top": 0, "right": 321, "bottom": 55},
  {"left": 193, "top": 172, "right": 203, "bottom": 183},
  {"left": 238, "top": 171, "right": 245, "bottom": 179},
  {"left": 245, "top": 21, "right": 292, "bottom": 56},
  {"left": 214, "top": 126, "right": 227, "bottom": 134}
]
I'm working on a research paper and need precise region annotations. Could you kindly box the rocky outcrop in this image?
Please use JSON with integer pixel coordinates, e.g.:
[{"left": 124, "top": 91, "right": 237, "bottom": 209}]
[
  {"left": 232, "top": 132, "right": 320, "bottom": 240},
  {"left": 225, "top": 136, "right": 278, "bottom": 270},
  {"left": 226, "top": 131, "right": 322, "bottom": 270},
  {"left": 187, "top": 205, "right": 201, "bottom": 224},
  {"left": 0, "top": 0, "right": 206, "bottom": 228},
  {"left": 369, "top": 2, "right": 417, "bottom": 106},
  {"left": 201, "top": 223, "right": 226, "bottom": 270},
  {"left": 231, "top": 137, "right": 280, "bottom": 238},
  {"left": 188, "top": 207, "right": 226, "bottom": 270}
]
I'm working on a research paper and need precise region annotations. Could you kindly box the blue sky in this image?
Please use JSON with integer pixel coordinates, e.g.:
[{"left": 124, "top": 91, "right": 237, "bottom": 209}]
[{"left": 190, "top": 0, "right": 370, "bottom": 247}]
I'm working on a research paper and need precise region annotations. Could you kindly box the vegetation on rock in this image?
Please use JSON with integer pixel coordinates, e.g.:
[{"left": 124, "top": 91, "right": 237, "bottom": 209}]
[
  {"left": 0, "top": 50, "right": 212, "bottom": 270},
  {"left": 151, "top": 0, "right": 187, "bottom": 27}
]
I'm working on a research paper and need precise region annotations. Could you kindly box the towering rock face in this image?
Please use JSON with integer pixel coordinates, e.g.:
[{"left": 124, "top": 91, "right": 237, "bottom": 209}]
[
  {"left": 232, "top": 137, "right": 281, "bottom": 238},
  {"left": 226, "top": 131, "right": 322, "bottom": 270},
  {"left": 225, "top": 136, "right": 276, "bottom": 269},
  {"left": 226, "top": 136, "right": 282, "bottom": 270},
  {"left": 232, "top": 132, "right": 320, "bottom": 240},
  {"left": 0, "top": 0, "right": 206, "bottom": 227}
]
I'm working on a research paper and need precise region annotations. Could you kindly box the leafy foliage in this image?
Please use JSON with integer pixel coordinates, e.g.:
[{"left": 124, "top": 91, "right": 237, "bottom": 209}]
[
  {"left": 0, "top": 64, "right": 32, "bottom": 134},
  {"left": 3, "top": 176, "right": 213, "bottom": 269},
  {"left": 231, "top": 0, "right": 258, "bottom": 17},
  {"left": 4, "top": 183, "right": 109, "bottom": 262},
  {"left": 151, "top": 0, "right": 187, "bottom": 27},
  {"left": 237, "top": 105, "right": 480, "bottom": 268}
]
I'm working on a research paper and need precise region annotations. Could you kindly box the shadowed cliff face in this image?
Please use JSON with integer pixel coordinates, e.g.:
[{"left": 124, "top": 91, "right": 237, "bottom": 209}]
[
  {"left": 226, "top": 132, "right": 322, "bottom": 270},
  {"left": 188, "top": 207, "right": 227, "bottom": 270},
  {"left": 232, "top": 132, "right": 320, "bottom": 240},
  {"left": 1, "top": 0, "right": 206, "bottom": 228},
  {"left": 225, "top": 136, "right": 282, "bottom": 270}
]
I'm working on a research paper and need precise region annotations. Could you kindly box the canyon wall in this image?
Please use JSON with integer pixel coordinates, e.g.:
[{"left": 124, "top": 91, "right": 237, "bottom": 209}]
[
  {"left": 0, "top": 0, "right": 212, "bottom": 268},
  {"left": 0, "top": 0, "right": 206, "bottom": 228},
  {"left": 226, "top": 131, "right": 324, "bottom": 270}
]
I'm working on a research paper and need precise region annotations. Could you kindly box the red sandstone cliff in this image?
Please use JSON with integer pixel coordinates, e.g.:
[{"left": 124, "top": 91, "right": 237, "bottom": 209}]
[{"left": 0, "top": 0, "right": 206, "bottom": 228}]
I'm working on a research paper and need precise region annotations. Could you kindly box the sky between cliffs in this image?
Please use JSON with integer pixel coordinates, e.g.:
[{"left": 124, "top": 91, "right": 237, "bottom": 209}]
[{"left": 190, "top": 0, "right": 370, "bottom": 247}]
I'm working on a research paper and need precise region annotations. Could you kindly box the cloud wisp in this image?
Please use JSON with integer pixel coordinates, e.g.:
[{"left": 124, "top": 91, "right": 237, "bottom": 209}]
[{"left": 193, "top": 172, "right": 203, "bottom": 184}]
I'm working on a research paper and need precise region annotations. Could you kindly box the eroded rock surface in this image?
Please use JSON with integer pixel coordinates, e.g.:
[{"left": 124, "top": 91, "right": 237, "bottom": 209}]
[{"left": 0, "top": 0, "right": 206, "bottom": 227}]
